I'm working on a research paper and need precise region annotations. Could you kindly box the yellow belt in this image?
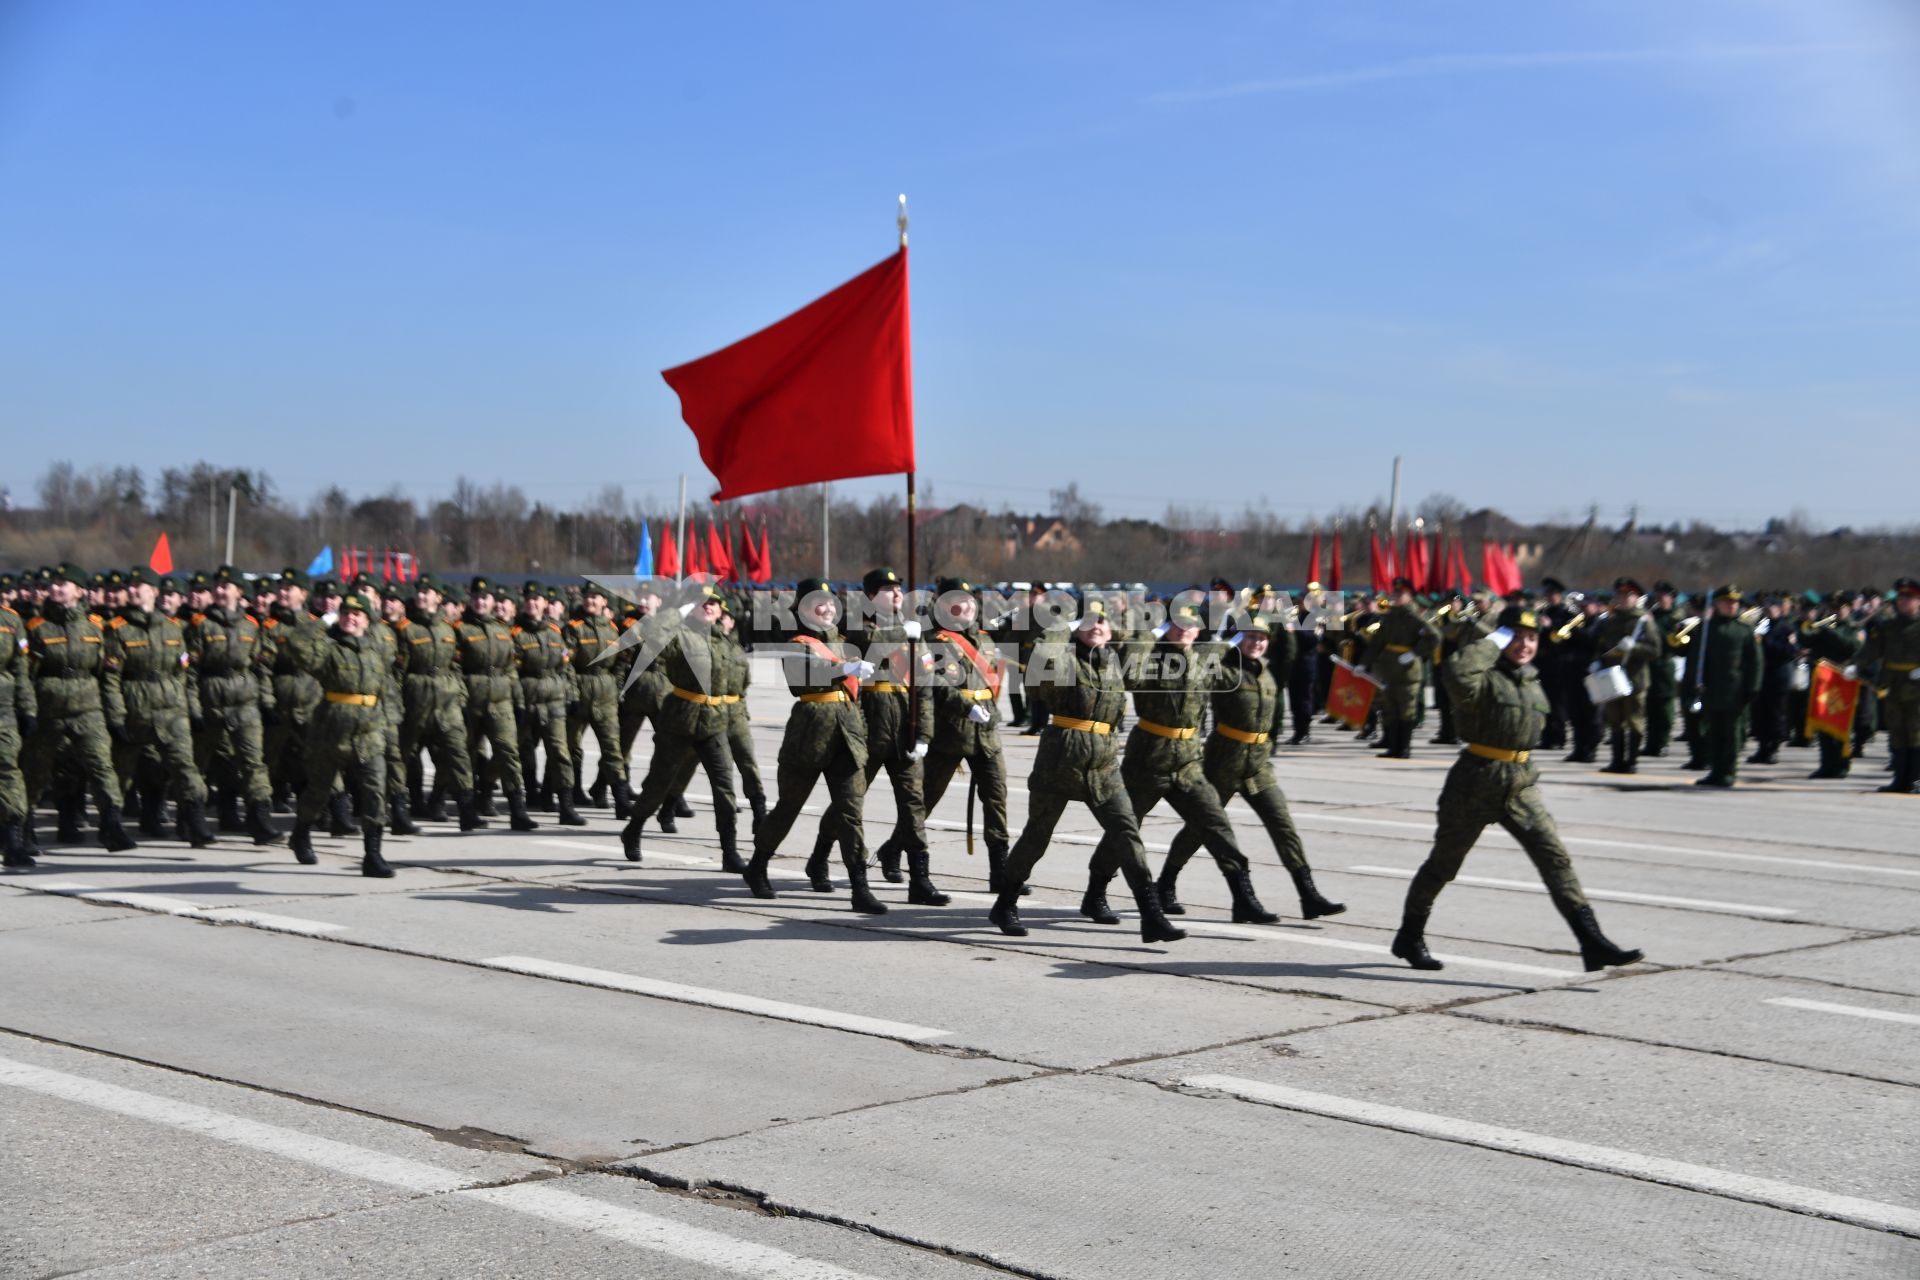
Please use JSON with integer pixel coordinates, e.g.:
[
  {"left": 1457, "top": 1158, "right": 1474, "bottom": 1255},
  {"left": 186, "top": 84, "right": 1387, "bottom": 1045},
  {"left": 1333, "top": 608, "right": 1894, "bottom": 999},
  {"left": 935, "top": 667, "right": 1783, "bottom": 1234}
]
[
  {"left": 1385, "top": 643, "right": 1413, "bottom": 654},
  {"left": 1136, "top": 720, "right": 1197, "bottom": 740},
  {"left": 866, "top": 681, "right": 908, "bottom": 694},
  {"left": 672, "top": 686, "right": 739, "bottom": 706},
  {"left": 1217, "top": 724, "right": 1270, "bottom": 745},
  {"left": 1466, "top": 742, "right": 1529, "bottom": 763},
  {"left": 325, "top": 691, "right": 378, "bottom": 707},
  {"left": 958, "top": 687, "right": 994, "bottom": 702},
  {"left": 1051, "top": 715, "right": 1113, "bottom": 735},
  {"left": 1889, "top": 662, "right": 1918, "bottom": 672},
  {"left": 799, "top": 690, "right": 850, "bottom": 703}
]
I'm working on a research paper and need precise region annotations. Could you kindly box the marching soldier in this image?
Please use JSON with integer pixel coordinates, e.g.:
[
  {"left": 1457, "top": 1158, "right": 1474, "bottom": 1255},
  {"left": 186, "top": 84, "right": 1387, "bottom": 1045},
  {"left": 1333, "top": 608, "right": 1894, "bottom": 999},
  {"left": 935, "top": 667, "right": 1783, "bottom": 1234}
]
[
  {"left": 809, "top": 568, "right": 933, "bottom": 894},
  {"left": 23, "top": 565, "right": 137, "bottom": 852},
  {"left": 567, "top": 582, "right": 631, "bottom": 816},
  {"left": 1, "top": 587, "right": 37, "bottom": 867},
  {"left": 103, "top": 567, "right": 215, "bottom": 847},
  {"left": 459, "top": 577, "right": 537, "bottom": 831},
  {"left": 1087, "top": 601, "right": 1276, "bottom": 925},
  {"left": 286, "top": 592, "right": 398, "bottom": 877},
  {"left": 1684, "top": 586, "right": 1763, "bottom": 788},
  {"left": 1392, "top": 606, "right": 1642, "bottom": 973},
  {"left": 513, "top": 586, "right": 587, "bottom": 825},
  {"left": 620, "top": 582, "right": 742, "bottom": 868},
  {"left": 1550, "top": 591, "right": 1604, "bottom": 763},
  {"left": 715, "top": 600, "right": 767, "bottom": 830},
  {"left": 1746, "top": 594, "right": 1798, "bottom": 766},
  {"left": 617, "top": 583, "right": 693, "bottom": 828},
  {"left": 1644, "top": 581, "right": 1682, "bottom": 756},
  {"left": 741, "top": 577, "right": 886, "bottom": 913},
  {"left": 1534, "top": 578, "right": 1573, "bottom": 749},
  {"left": 1801, "top": 593, "right": 1864, "bottom": 780},
  {"left": 1854, "top": 577, "right": 1920, "bottom": 794},
  {"left": 988, "top": 602, "right": 1186, "bottom": 944},
  {"left": 1360, "top": 577, "right": 1440, "bottom": 759},
  {"left": 186, "top": 566, "right": 279, "bottom": 843},
  {"left": 1285, "top": 585, "right": 1322, "bottom": 746},
  {"left": 262, "top": 569, "right": 325, "bottom": 812},
  {"left": 1589, "top": 578, "right": 1661, "bottom": 774},
  {"left": 394, "top": 576, "right": 485, "bottom": 830},
  {"left": 1157, "top": 614, "right": 1346, "bottom": 921}
]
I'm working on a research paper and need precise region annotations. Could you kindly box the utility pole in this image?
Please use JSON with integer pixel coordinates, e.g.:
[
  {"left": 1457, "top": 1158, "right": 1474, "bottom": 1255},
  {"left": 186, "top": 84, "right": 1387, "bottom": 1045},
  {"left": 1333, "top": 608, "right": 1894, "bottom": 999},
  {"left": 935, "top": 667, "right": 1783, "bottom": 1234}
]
[
  {"left": 224, "top": 485, "right": 237, "bottom": 564},
  {"left": 1388, "top": 455, "right": 1402, "bottom": 540},
  {"left": 822, "top": 484, "right": 831, "bottom": 579}
]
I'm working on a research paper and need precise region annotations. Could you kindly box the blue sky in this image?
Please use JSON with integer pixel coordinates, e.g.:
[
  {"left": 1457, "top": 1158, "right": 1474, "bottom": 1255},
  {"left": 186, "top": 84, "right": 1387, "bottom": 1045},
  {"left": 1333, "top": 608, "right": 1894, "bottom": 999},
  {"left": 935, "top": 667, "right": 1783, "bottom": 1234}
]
[{"left": 2, "top": 0, "right": 1916, "bottom": 528}]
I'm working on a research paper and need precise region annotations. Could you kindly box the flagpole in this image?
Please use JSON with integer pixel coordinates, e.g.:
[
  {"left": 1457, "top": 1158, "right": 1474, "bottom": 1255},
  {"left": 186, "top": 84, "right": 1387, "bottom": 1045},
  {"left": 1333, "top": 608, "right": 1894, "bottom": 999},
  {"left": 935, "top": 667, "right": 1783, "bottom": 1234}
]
[
  {"left": 676, "top": 474, "right": 687, "bottom": 586},
  {"left": 821, "top": 484, "right": 831, "bottom": 579},
  {"left": 899, "top": 192, "right": 924, "bottom": 753}
]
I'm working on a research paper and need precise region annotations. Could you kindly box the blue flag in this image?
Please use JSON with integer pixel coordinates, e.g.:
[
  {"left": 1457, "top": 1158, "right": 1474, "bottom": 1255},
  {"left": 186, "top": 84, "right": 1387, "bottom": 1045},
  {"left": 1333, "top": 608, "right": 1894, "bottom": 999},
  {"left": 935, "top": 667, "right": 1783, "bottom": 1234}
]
[
  {"left": 634, "top": 523, "right": 653, "bottom": 577},
  {"left": 307, "top": 545, "right": 335, "bottom": 577}
]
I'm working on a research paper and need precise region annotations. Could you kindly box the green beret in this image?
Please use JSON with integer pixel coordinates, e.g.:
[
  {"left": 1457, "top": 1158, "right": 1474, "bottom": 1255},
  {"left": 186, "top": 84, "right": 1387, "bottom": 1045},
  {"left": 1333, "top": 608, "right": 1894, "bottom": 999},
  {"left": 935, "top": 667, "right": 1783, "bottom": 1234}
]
[
  {"left": 469, "top": 576, "right": 493, "bottom": 597},
  {"left": 55, "top": 563, "right": 88, "bottom": 587},
  {"left": 412, "top": 574, "right": 439, "bottom": 593},
  {"left": 440, "top": 584, "right": 466, "bottom": 605},
  {"left": 580, "top": 580, "right": 609, "bottom": 600},
  {"left": 213, "top": 564, "right": 242, "bottom": 585},
  {"left": 1712, "top": 584, "right": 1743, "bottom": 602},
  {"left": 522, "top": 580, "right": 543, "bottom": 596},
  {"left": 124, "top": 567, "right": 152, "bottom": 587},
  {"left": 794, "top": 576, "right": 831, "bottom": 598},
  {"left": 188, "top": 571, "right": 211, "bottom": 589},
  {"left": 1168, "top": 602, "right": 1203, "bottom": 627},
  {"left": 935, "top": 576, "right": 973, "bottom": 597},
  {"left": 1080, "top": 599, "right": 1108, "bottom": 621},
  {"left": 1497, "top": 605, "right": 1540, "bottom": 632},
  {"left": 1237, "top": 614, "right": 1273, "bottom": 636},
  {"left": 338, "top": 592, "right": 372, "bottom": 615},
  {"left": 543, "top": 585, "right": 564, "bottom": 602},
  {"left": 0, "top": 574, "right": 13, "bottom": 590},
  {"left": 684, "top": 582, "right": 725, "bottom": 606},
  {"left": 862, "top": 567, "right": 902, "bottom": 596},
  {"left": 157, "top": 576, "right": 180, "bottom": 594},
  {"left": 279, "top": 568, "right": 311, "bottom": 590}
]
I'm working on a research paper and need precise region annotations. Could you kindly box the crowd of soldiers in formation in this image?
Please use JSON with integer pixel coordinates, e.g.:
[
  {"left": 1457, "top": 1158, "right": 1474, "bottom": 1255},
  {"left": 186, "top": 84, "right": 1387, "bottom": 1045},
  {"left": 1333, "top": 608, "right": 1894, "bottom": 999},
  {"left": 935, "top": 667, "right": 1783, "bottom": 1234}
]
[{"left": 1, "top": 561, "right": 1914, "bottom": 974}]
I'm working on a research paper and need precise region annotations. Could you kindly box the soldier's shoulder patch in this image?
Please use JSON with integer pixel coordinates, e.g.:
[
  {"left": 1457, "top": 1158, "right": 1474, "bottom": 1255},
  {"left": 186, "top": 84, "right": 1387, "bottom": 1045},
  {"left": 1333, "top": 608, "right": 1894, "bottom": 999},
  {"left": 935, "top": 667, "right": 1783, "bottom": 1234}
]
[
  {"left": 392, "top": 617, "right": 410, "bottom": 630},
  {"left": 262, "top": 616, "right": 279, "bottom": 629},
  {"left": 25, "top": 616, "right": 43, "bottom": 630},
  {"left": 87, "top": 612, "right": 105, "bottom": 625},
  {"left": 546, "top": 622, "right": 564, "bottom": 635},
  {"left": 509, "top": 625, "right": 523, "bottom": 636},
  {"left": 190, "top": 613, "right": 207, "bottom": 625},
  {"left": 108, "top": 615, "right": 128, "bottom": 629}
]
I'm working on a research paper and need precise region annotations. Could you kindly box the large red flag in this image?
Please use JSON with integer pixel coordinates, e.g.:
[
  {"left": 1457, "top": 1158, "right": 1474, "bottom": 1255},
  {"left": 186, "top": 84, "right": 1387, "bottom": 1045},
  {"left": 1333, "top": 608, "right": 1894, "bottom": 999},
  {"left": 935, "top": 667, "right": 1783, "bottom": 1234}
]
[
  {"left": 149, "top": 532, "right": 173, "bottom": 575},
  {"left": 663, "top": 250, "right": 914, "bottom": 502},
  {"left": 757, "top": 524, "right": 774, "bottom": 583},
  {"left": 738, "top": 521, "right": 763, "bottom": 582},
  {"left": 1327, "top": 659, "right": 1383, "bottom": 728},
  {"left": 1329, "top": 528, "right": 1343, "bottom": 591},
  {"left": 684, "top": 526, "right": 707, "bottom": 578},
  {"left": 657, "top": 524, "right": 679, "bottom": 579},
  {"left": 1370, "top": 531, "right": 1390, "bottom": 594},
  {"left": 1306, "top": 529, "right": 1322, "bottom": 586}
]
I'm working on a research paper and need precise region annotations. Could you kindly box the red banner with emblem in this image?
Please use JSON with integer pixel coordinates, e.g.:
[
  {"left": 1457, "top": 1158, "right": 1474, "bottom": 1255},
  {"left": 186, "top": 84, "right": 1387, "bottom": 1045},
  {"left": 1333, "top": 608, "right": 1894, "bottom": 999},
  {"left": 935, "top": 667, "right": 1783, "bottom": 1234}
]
[
  {"left": 1327, "top": 657, "right": 1383, "bottom": 729},
  {"left": 1804, "top": 660, "right": 1861, "bottom": 756}
]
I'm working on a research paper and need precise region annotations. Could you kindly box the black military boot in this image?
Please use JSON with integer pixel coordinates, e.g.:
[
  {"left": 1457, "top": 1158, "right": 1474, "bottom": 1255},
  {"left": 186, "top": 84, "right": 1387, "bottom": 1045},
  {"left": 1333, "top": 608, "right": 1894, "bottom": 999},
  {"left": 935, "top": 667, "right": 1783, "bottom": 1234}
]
[
  {"left": 743, "top": 849, "right": 777, "bottom": 899},
  {"left": 476, "top": 784, "right": 499, "bottom": 818},
  {"left": 612, "top": 779, "right": 634, "bottom": 821},
  {"left": 557, "top": 790, "right": 588, "bottom": 826},
  {"left": 388, "top": 792, "right": 421, "bottom": 836},
  {"left": 670, "top": 794, "right": 692, "bottom": 819},
  {"left": 1747, "top": 740, "right": 1779, "bottom": 765},
  {"left": 179, "top": 800, "right": 216, "bottom": 849},
  {"left": 988, "top": 885, "right": 1027, "bottom": 936},
  {"left": 215, "top": 790, "right": 244, "bottom": 834},
  {"left": 530, "top": 782, "right": 555, "bottom": 812},
  {"left": 55, "top": 795, "right": 83, "bottom": 843},
  {"left": 1878, "top": 748, "right": 1916, "bottom": 794},
  {"left": 422, "top": 783, "right": 449, "bottom": 823},
  {"left": 1289, "top": 865, "right": 1346, "bottom": 918},
  {"left": 843, "top": 853, "right": 888, "bottom": 915},
  {"left": 748, "top": 792, "right": 767, "bottom": 836},
  {"left": 1625, "top": 730, "right": 1642, "bottom": 773},
  {"left": 656, "top": 804, "right": 677, "bottom": 833},
  {"left": 3, "top": 821, "right": 34, "bottom": 871},
  {"left": 804, "top": 836, "right": 835, "bottom": 892},
  {"left": 271, "top": 782, "right": 292, "bottom": 814},
  {"left": 1390, "top": 906, "right": 1442, "bottom": 970},
  {"left": 1079, "top": 873, "right": 1120, "bottom": 924},
  {"left": 247, "top": 799, "right": 282, "bottom": 846},
  {"left": 408, "top": 767, "right": 425, "bottom": 815},
  {"left": 1600, "top": 730, "right": 1627, "bottom": 774},
  {"left": 619, "top": 815, "right": 643, "bottom": 861},
  {"left": 985, "top": 841, "right": 1029, "bottom": 895},
  {"left": 872, "top": 838, "right": 904, "bottom": 884},
  {"left": 138, "top": 788, "right": 166, "bottom": 837},
  {"left": 96, "top": 804, "right": 138, "bottom": 853},
  {"left": 507, "top": 788, "right": 538, "bottom": 832},
  {"left": 456, "top": 790, "right": 488, "bottom": 832},
  {"left": 569, "top": 782, "right": 590, "bottom": 811},
  {"left": 1122, "top": 863, "right": 1186, "bottom": 944},
  {"left": 1155, "top": 860, "right": 1187, "bottom": 915},
  {"left": 18, "top": 817, "right": 43, "bottom": 859},
  {"left": 719, "top": 825, "right": 747, "bottom": 874},
  {"left": 587, "top": 779, "right": 608, "bottom": 809},
  {"left": 906, "top": 847, "right": 949, "bottom": 905},
  {"left": 327, "top": 791, "right": 357, "bottom": 837},
  {"left": 1561, "top": 903, "right": 1643, "bottom": 971},
  {"left": 1227, "top": 869, "right": 1280, "bottom": 924},
  {"left": 290, "top": 820, "right": 318, "bottom": 865},
  {"left": 361, "top": 825, "right": 394, "bottom": 878}
]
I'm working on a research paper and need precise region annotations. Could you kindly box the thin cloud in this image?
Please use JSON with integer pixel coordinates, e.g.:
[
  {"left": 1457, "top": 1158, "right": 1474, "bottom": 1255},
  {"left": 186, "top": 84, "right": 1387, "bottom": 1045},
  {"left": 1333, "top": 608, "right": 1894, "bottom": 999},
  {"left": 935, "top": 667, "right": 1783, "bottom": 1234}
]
[{"left": 1149, "top": 44, "right": 1870, "bottom": 104}]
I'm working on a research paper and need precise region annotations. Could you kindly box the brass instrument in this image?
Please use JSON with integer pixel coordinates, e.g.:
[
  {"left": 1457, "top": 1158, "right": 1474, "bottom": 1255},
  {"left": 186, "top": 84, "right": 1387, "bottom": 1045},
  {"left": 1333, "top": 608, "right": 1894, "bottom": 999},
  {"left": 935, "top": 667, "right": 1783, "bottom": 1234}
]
[
  {"left": 1550, "top": 614, "right": 1586, "bottom": 643},
  {"left": 1665, "top": 616, "right": 1700, "bottom": 649}
]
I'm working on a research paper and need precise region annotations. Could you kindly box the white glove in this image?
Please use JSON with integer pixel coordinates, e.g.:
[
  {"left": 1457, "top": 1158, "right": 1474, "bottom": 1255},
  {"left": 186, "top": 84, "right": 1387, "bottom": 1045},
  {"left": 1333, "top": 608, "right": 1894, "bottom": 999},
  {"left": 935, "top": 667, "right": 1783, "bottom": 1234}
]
[
  {"left": 1909, "top": 668, "right": 1920, "bottom": 682},
  {"left": 1151, "top": 622, "right": 1170, "bottom": 639},
  {"left": 1588, "top": 661, "right": 1602, "bottom": 675},
  {"left": 1397, "top": 651, "right": 1415, "bottom": 666},
  {"left": 1487, "top": 628, "right": 1514, "bottom": 651},
  {"left": 842, "top": 660, "right": 876, "bottom": 679},
  {"left": 909, "top": 741, "right": 929, "bottom": 760},
  {"left": 1843, "top": 665, "right": 1860, "bottom": 681},
  {"left": 968, "top": 704, "right": 992, "bottom": 724},
  {"left": 902, "top": 621, "right": 922, "bottom": 640}
]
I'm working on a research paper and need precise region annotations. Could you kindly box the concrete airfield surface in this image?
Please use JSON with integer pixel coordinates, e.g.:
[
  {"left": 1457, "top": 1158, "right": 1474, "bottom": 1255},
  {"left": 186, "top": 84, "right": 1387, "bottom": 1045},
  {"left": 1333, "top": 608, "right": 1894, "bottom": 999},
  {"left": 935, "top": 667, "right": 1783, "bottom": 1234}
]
[{"left": 4, "top": 657, "right": 1916, "bottom": 1279}]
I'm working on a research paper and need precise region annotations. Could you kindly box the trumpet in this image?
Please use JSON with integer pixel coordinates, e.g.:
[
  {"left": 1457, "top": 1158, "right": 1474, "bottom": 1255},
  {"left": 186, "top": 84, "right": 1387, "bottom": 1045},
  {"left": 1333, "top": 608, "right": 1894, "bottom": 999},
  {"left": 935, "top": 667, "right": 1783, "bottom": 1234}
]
[{"left": 1550, "top": 614, "right": 1587, "bottom": 643}]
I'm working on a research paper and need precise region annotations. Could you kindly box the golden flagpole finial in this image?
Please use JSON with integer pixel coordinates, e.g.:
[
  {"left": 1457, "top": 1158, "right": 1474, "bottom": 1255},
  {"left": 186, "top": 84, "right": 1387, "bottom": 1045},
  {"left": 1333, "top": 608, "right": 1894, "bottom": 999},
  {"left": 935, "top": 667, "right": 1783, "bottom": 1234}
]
[{"left": 898, "top": 193, "right": 908, "bottom": 248}]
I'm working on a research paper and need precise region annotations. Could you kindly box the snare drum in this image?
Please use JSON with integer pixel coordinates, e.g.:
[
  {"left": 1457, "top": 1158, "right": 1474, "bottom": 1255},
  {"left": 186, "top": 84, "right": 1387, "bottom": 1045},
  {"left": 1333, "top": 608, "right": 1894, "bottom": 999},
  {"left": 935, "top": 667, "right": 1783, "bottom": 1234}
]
[{"left": 1584, "top": 664, "right": 1635, "bottom": 705}]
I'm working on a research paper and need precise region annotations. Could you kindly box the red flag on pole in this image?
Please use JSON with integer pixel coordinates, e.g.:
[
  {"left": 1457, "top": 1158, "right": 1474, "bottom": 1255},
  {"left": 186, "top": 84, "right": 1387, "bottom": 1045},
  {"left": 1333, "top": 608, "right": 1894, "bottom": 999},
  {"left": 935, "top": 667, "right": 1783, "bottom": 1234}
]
[
  {"left": 738, "top": 521, "right": 762, "bottom": 582},
  {"left": 757, "top": 524, "right": 774, "bottom": 583},
  {"left": 663, "top": 250, "right": 914, "bottom": 502},
  {"left": 1327, "top": 659, "right": 1383, "bottom": 728},
  {"left": 1805, "top": 661, "right": 1862, "bottom": 756},
  {"left": 1329, "top": 528, "right": 1343, "bottom": 591},
  {"left": 1307, "top": 529, "right": 1322, "bottom": 586},
  {"left": 1370, "top": 530, "right": 1391, "bottom": 594},
  {"left": 149, "top": 532, "right": 173, "bottom": 575},
  {"left": 685, "top": 527, "right": 707, "bottom": 579},
  {"left": 708, "top": 520, "right": 733, "bottom": 582},
  {"left": 656, "top": 524, "right": 679, "bottom": 579}
]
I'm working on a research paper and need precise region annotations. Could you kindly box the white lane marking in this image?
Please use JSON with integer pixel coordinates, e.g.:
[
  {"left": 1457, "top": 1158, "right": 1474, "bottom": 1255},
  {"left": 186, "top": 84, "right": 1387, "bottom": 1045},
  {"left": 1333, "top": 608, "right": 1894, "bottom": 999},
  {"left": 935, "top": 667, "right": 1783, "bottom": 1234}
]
[
  {"left": 1345, "top": 866, "right": 1796, "bottom": 917},
  {"left": 1180, "top": 1073, "right": 1920, "bottom": 1238},
  {"left": 478, "top": 955, "right": 950, "bottom": 1043},
  {"left": 1765, "top": 997, "right": 1920, "bottom": 1028},
  {"left": 1297, "top": 812, "right": 1920, "bottom": 879},
  {"left": 536, "top": 838, "right": 715, "bottom": 866},
  {"left": 22, "top": 884, "right": 349, "bottom": 935},
  {"left": 940, "top": 891, "right": 1577, "bottom": 977},
  {"left": 0, "top": 1055, "right": 889, "bottom": 1278},
  {"left": 195, "top": 909, "right": 348, "bottom": 937}
]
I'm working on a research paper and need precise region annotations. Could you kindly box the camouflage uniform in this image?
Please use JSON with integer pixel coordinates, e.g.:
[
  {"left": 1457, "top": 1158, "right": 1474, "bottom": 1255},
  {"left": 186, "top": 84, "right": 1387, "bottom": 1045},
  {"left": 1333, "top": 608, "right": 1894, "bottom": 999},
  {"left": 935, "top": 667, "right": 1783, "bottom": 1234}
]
[
  {"left": 394, "top": 592, "right": 480, "bottom": 826},
  {"left": 261, "top": 601, "right": 325, "bottom": 806},
  {"left": 24, "top": 584, "right": 136, "bottom": 850},
  {"left": 621, "top": 592, "right": 739, "bottom": 866},
  {"left": 0, "top": 602, "right": 37, "bottom": 864},
  {"left": 103, "top": 601, "right": 214, "bottom": 845},
  {"left": 1589, "top": 595, "right": 1662, "bottom": 771},
  {"left": 512, "top": 599, "right": 583, "bottom": 824},
  {"left": 1360, "top": 597, "right": 1440, "bottom": 758},
  {"left": 458, "top": 583, "right": 533, "bottom": 829},
  {"left": 186, "top": 601, "right": 276, "bottom": 814},
  {"left": 715, "top": 617, "right": 765, "bottom": 820},
  {"left": 285, "top": 597, "right": 398, "bottom": 876},
  {"left": 565, "top": 600, "right": 628, "bottom": 808}
]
